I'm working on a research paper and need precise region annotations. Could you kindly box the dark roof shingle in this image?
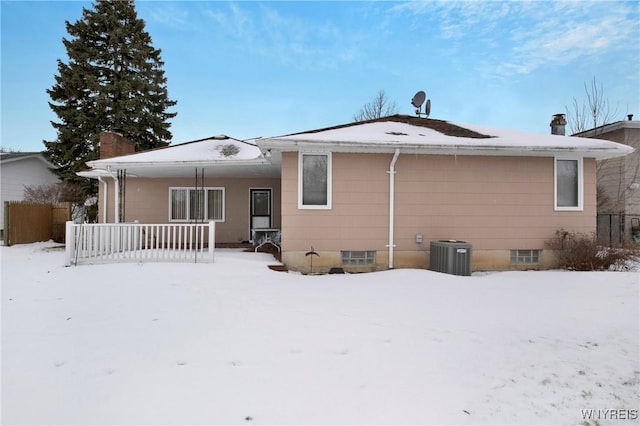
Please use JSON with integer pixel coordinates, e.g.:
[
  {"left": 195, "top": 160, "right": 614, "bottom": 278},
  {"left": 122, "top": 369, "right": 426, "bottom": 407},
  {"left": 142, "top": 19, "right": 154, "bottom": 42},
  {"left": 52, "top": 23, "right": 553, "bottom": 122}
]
[{"left": 283, "top": 114, "right": 492, "bottom": 139}]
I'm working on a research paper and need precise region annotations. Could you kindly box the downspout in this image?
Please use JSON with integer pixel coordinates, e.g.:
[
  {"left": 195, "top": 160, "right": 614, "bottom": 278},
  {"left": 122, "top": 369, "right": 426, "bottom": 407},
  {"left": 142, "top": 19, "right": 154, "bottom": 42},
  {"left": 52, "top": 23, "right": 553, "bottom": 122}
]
[
  {"left": 97, "top": 176, "right": 108, "bottom": 223},
  {"left": 106, "top": 166, "right": 119, "bottom": 223},
  {"left": 387, "top": 149, "right": 400, "bottom": 269}
]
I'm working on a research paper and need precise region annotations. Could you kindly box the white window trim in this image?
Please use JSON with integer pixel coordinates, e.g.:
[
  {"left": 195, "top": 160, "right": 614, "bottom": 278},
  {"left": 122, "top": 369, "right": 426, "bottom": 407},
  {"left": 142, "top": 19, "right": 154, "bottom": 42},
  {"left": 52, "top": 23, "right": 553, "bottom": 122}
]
[
  {"left": 554, "top": 157, "right": 583, "bottom": 211},
  {"left": 298, "top": 151, "right": 332, "bottom": 210},
  {"left": 168, "top": 187, "right": 226, "bottom": 222}
]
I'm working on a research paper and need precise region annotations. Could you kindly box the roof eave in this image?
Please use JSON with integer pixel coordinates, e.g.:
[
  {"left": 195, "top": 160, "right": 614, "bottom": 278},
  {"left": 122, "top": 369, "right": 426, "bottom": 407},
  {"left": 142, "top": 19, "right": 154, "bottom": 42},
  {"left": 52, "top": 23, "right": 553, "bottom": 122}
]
[
  {"left": 86, "top": 157, "right": 269, "bottom": 170},
  {"left": 573, "top": 120, "right": 640, "bottom": 137},
  {"left": 256, "top": 139, "right": 633, "bottom": 160}
]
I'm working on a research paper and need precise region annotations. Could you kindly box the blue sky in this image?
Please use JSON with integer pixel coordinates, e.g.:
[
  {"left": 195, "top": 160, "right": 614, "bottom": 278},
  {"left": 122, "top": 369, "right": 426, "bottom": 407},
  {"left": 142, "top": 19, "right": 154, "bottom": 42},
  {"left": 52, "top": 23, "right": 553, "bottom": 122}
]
[{"left": 2, "top": 0, "right": 639, "bottom": 152}]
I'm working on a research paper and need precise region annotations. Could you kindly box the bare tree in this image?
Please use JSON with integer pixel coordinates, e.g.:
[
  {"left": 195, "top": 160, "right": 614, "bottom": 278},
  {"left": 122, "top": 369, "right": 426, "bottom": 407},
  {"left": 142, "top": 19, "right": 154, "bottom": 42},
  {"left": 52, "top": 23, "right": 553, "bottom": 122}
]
[
  {"left": 353, "top": 90, "right": 399, "bottom": 122},
  {"left": 565, "top": 77, "right": 619, "bottom": 135},
  {"left": 23, "top": 183, "right": 62, "bottom": 204},
  {"left": 23, "top": 182, "right": 94, "bottom": 221},
  {"left": 0, "top": 147, "right": 20, "bottom": 153}
]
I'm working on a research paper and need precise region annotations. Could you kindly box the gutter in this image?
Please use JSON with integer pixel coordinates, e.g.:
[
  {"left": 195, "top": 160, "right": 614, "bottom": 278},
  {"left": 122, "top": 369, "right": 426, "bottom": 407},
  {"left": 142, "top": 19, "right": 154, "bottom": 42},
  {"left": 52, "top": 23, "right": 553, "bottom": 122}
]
[
  {"left": 86, "top": 158, "right": 270, "bottom": 169},
  {"left": 387, "top": 149, "right": 400, "bottom": 269},
  {"left": 256, "top": 140, "right": 633, "bottom": 161},
  {"left": 97, "top": 176, "right": 108, "bottom": 223},
  {"left": 106, "top": 166, "right": 119, "bottom": 223}
]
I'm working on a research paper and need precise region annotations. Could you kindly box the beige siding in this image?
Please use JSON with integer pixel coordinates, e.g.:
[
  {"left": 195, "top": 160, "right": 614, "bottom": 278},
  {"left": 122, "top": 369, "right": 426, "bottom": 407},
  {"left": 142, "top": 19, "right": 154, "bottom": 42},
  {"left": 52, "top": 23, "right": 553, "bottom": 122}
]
[
  {"left": 282, "top": 152, "right": 390, "bottom": 252},
  {"left": 281, "top": 152, "right": 597, "bottom": 272},
  {"left": 98, "top": 177, "right": 280, "bottom": 243}
]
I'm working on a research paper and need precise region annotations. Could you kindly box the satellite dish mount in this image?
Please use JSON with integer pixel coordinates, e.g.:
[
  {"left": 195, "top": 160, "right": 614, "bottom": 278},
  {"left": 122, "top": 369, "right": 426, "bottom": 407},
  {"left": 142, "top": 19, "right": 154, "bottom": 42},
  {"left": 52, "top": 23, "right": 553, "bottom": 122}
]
[{"left": 411, "top": 90, "right": 431, "bottom": 118}]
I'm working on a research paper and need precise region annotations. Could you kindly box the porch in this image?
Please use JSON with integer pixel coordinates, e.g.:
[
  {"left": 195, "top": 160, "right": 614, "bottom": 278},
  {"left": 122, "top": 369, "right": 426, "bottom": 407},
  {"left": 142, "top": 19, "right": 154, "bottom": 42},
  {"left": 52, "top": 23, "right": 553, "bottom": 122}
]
[
  {"left": 65, "top": 221, "right": 282, "bottom": 266},
  {"left": 78, "top": 133, "right": 283, "bottom": 246}
]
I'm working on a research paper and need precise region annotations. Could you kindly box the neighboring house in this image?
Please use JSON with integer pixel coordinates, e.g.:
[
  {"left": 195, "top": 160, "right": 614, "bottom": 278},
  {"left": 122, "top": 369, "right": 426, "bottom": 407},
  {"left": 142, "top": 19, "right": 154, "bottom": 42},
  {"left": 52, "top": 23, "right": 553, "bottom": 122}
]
[
  {"left": 0, "top": 152, "right": 60, "bottom": 240},
  {"left": 573, "top": 115, "right": 640, "bottom": 243},
  {"left": 80, "top": 115, "right": 632, "bottom": 272}
]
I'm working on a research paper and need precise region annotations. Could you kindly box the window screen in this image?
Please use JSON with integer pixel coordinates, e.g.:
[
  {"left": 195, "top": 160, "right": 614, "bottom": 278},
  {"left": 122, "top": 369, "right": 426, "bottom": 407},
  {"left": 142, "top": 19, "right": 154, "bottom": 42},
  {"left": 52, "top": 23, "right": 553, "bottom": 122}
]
[
  {"left": 556, "top": 159, "right": 579, "bottom": 208},
  {"left": 302, "top": 154, "right": 329, "bottom": 206}
]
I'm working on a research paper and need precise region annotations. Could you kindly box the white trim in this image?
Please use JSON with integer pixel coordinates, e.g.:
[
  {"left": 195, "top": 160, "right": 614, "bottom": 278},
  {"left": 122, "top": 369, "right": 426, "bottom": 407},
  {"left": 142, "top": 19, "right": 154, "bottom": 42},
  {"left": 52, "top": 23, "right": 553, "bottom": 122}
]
[
  {"left": 554, "top": 157, "right": 583, "bottom": 211},
  {"left": 168, "top": 186, "right": 226, "bottom": 222},
  {"left": 98, "top": 176, "right": 108, "bottom": 223},
  {"left": 65, "top": 221, "right": 216, "bottom": 266},
  {"left": 298, "top": 152, "right": 332, "bottom": 210},
  {"left": 88, "top": 158, "right": 269, "bottom": 169},
  {"left": 106, "top": 167, "right": 120, "bottom": 223},
  {"left": 387, "top": 149, "right": 400, "bottom": 269}
]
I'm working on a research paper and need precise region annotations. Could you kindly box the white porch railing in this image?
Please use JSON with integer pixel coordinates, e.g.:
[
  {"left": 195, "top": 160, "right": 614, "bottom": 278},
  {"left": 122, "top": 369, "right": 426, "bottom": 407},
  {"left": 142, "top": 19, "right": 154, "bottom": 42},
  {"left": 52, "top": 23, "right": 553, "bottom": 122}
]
[{"left": 65, "top": 221, "right": 215, "bottom": 266}]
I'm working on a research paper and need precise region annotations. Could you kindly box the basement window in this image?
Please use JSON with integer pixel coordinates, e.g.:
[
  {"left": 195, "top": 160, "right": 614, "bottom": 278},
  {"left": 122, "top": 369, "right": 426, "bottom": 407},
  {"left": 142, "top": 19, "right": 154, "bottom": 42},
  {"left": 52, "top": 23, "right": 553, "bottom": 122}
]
[
  {"left": 510, "top": 249, "right": 540, "bottom": 264},
  {"left": 169, "top": 187, "right": 225, "bottom": 222},
  {"left": 341, "top": 250, "right": 376, "bottom": 265}
]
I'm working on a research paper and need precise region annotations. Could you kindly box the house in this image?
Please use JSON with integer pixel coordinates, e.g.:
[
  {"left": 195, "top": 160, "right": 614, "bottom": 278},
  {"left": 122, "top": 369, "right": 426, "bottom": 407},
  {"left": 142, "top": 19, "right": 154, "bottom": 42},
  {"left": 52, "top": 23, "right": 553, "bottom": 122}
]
[
  {"left": 80, "top": 115, "right": 633, "bottom": 272},
  {"left": 573, "top": 115, "right": 640, "bottom": 243},
  {"left": 0, "top": 152, "right": 60, "bottom": 240}
]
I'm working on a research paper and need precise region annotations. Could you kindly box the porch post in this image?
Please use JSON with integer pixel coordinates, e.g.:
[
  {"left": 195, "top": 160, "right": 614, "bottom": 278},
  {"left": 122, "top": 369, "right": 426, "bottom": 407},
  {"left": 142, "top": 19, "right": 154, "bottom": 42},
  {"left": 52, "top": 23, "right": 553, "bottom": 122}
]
[
  {"left": 65, "top": 221, "right": 74, "bottom": 266},
  {"left": 208, "top": 221, "right": 215, "bottom": 263}
]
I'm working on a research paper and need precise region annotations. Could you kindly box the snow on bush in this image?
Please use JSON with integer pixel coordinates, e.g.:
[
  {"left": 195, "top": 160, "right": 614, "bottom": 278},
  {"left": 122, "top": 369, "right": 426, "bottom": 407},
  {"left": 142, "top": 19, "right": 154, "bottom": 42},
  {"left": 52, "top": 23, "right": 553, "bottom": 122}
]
[{"left": 545, "top": 229, "right": 639, "bottom": 271}]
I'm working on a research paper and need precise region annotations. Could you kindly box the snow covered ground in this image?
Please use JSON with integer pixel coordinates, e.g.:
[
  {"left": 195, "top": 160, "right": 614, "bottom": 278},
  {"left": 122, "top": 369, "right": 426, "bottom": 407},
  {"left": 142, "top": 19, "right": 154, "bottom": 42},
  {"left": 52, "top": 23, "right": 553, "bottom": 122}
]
[{"left": 2, "top": 242, "right": 639, "bottom": 425}]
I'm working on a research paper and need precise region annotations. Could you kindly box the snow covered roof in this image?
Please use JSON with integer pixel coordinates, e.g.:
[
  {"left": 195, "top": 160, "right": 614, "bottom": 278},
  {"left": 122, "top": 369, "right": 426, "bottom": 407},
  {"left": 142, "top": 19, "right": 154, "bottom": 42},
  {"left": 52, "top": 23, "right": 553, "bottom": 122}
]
[
  {"left": 257, "top": 115, "right": 633, "bottom": 160},
  {"left": 80, "top": 115, "right": 634, "bottom": 180},
  {"left": 83, "top": 135, "right": 279, "bottom": 178}
]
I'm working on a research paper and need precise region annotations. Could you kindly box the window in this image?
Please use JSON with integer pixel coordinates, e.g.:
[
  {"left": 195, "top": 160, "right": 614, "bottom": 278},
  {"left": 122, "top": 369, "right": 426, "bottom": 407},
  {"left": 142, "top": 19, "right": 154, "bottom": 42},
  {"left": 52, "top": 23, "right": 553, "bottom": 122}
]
[
  {"left": 555, "top": 158, "right": 583, "bottom": 210},
  {"left": 299, "top": 152, "right": 331, "bottom": 209},
  {"left": 341, "top": 250, "right": 376, "bottom": 265},
  {"left": 510, "top": 249, "right": 540, "bottom": 264},
  {"left": 169, "top": 187, "right": 224, "bottom": 221}
]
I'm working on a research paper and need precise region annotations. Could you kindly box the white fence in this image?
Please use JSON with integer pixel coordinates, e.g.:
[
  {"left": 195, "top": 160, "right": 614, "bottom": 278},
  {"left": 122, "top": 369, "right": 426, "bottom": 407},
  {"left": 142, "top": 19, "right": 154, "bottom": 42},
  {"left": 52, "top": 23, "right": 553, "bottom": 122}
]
[{"left": 65, "top": 221, "right": 215, "bottom": 266}]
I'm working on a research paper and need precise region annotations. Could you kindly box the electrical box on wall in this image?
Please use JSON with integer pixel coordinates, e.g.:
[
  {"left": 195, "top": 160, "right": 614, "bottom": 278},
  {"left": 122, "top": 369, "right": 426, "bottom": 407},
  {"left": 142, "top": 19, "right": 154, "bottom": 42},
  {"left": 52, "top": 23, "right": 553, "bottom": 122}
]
[{"left": 416, "top": 233, "right": 423, "bottom": 243}]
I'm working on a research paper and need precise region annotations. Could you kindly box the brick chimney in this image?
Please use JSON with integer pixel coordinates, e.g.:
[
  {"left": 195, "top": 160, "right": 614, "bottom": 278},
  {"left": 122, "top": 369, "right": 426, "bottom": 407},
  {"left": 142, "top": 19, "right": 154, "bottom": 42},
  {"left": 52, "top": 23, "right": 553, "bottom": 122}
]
[
  {"left": 99, "top": 131, "right": 135, "bottom": 159},
  {"left": 550, "top": 114, "right": 566, "bottom": 135}
]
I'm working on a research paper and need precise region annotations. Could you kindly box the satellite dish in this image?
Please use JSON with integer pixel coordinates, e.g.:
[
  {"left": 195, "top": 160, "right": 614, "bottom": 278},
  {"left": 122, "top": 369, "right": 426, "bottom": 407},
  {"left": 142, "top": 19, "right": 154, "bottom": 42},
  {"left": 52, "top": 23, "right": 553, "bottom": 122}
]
[
  {"left": 425, "top": 99, "right": 431, "bottom": 117},
  {"left": 411, "top": 91, "right": 426, "bottom": 108}
]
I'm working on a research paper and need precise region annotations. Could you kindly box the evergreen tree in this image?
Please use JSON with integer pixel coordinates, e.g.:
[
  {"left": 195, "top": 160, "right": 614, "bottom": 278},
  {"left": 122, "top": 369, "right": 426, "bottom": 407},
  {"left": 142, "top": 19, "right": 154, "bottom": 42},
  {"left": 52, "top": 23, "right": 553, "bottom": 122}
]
[{"left": 45, "top": 0, "right": 177, "bottom": 192}]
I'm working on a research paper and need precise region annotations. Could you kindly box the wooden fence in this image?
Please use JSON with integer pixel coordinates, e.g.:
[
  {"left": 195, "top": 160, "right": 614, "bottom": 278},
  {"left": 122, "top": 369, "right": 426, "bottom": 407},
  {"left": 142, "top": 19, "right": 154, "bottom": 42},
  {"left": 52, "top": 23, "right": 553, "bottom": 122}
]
[
  {"left": 3, "top": 201, "right": 71, "bottom": 246},
  {"left": 65, "top": 221, "right": 216, "bottom": 266},
  {"left": 597, "top": 213, "right": 625, "bottom": 246}
]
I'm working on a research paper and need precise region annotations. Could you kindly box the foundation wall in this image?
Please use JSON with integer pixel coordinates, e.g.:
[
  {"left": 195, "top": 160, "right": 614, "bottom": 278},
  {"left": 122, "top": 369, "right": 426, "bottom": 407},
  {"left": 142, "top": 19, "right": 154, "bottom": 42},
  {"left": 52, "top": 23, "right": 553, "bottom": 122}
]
[{"left": 282, "top": 249, "right": 558, "bottom": 274}]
